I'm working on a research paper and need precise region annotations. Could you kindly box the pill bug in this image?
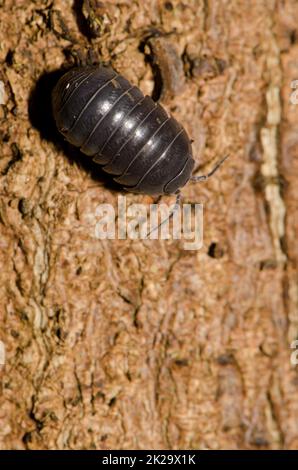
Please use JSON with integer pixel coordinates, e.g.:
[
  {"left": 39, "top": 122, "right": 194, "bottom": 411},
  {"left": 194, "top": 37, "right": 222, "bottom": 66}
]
[
  {"left": 52, "top": 64, "right": 227, "bottom": 213},
  {"left": 52, "top": 65, "right": 197, "bottom": 196}
]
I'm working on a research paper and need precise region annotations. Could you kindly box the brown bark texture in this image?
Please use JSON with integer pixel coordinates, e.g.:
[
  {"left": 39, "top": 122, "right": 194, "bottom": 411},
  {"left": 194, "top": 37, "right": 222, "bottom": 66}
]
[{"left": 0, "top": 0, "right": 298, "bottom": 450}]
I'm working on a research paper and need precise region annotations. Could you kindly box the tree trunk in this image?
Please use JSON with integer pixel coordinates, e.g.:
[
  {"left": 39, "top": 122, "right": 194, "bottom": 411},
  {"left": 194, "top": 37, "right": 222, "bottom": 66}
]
[{"left": 0, "top": 0, "right": 297, "bottom": 450}]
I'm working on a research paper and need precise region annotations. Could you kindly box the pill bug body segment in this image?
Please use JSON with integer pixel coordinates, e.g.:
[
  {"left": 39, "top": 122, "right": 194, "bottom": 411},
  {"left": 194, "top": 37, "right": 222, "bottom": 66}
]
[{"left": 52, "top": 66, "right": 195, "bottom": 195}]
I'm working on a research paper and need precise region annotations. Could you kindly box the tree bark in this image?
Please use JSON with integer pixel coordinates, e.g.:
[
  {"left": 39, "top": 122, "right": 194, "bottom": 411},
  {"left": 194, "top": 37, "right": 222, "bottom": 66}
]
[{"left": 0, "top": 0, "right": 297, "bottom": 450}]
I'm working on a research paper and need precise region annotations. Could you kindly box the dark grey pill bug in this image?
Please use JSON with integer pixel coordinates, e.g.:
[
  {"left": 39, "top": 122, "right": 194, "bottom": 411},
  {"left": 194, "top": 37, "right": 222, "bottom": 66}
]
[{"left": 52, "top": 65, "right": 195, "bottom": 195}]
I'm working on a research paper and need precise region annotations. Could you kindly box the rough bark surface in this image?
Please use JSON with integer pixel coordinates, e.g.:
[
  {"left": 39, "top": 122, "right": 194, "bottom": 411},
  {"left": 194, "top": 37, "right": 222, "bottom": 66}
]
[{"left": 0, "top": 0, "right": 298, "bottom": 450}]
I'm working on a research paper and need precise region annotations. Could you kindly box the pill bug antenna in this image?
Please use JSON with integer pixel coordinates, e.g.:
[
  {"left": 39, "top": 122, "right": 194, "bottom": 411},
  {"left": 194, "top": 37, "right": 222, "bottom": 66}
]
[
  {"left": 190, "top": 154, "right": 229, "bottom": 183},
  {"left": 146, "top": 190, "right": 182, "bottom": 238}
]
